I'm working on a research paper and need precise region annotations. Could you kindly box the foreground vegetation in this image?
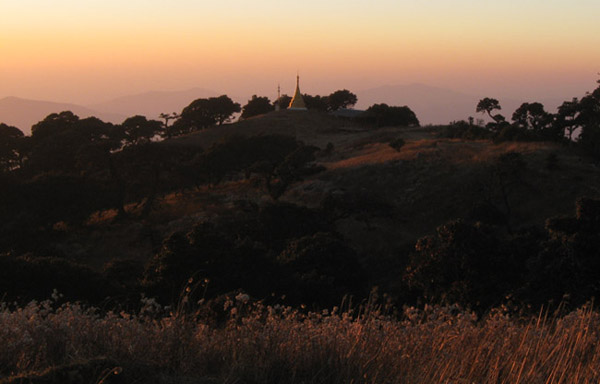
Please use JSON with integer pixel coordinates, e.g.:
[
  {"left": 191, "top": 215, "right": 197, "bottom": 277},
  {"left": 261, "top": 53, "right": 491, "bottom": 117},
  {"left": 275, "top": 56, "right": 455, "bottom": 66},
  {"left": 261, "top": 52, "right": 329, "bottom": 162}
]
[
  {"left": 2, "top": 80, "right": 600, "bottom": 383},
  {"left": 2, "top": 296, "right": 600, "bottom": 384}
]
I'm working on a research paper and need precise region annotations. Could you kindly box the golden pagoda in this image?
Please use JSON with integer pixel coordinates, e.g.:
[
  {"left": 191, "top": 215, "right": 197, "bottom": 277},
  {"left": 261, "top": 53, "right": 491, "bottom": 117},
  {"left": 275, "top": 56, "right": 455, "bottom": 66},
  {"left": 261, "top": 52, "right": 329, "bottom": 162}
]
[{"left": 288, "top": 74, "right": 307, "bottom": 110}]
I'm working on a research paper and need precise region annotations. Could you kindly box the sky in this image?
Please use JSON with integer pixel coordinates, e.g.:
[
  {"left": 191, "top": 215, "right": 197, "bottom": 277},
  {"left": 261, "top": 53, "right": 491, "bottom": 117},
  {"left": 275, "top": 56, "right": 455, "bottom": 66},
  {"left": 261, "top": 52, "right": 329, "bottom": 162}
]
[{"left": 1, "top": 0, "right": 599, "bottom": 105}]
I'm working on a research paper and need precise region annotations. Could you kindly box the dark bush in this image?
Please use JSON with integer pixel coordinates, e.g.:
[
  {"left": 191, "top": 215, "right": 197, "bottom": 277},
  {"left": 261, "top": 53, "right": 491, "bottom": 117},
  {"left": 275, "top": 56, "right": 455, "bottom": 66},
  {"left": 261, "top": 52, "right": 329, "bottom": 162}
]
[
  {"left": 277, "top": 232, "right": 367, "bottom": 307},
  {"left": 389, "top": 138, "right": 405, "bottom": 152},
  {"left": 142, "top": 222, "right": 279, "bottom": 303},
  {"left": 0, "top": 254, "right": 113, "bottom": 304},
  {"left": 439, "top": 121, "right": 490, "bottom": 140},
  {"left": 404, "top": 220, "right": 518, "bottom": 308},
  {"left": 257, "top": 202, "right": 328, "bottom": 252}
]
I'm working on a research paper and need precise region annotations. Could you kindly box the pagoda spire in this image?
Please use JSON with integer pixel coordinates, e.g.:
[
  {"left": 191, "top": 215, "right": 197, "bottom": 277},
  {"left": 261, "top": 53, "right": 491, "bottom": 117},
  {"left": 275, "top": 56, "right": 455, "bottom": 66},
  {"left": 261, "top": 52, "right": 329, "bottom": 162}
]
[
  {"left": 288, "top": 73, "right": 307, "bottom": 110},
  {"left": 275, "top": 83, "right": 281, "bottom": 111}
]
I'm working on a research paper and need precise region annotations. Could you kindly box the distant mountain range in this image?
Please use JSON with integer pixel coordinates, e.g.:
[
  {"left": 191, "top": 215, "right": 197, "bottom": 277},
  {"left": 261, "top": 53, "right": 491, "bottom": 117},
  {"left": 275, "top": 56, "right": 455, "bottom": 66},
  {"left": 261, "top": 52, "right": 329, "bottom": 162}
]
[
  {"left": 0, "top": 88, "right": 220, "bottom": 135},
  {"left": 0, "top": 97, "right": 126, "bottom": 135},
  {"left": 1, "top": 84, "right": 566, "bottom": 135},
  {"left": 356, "top": 83, "right": 563, "bottom": 125},
  {"left": 89, "top": 87, "right": 219, "bottom": 120}
]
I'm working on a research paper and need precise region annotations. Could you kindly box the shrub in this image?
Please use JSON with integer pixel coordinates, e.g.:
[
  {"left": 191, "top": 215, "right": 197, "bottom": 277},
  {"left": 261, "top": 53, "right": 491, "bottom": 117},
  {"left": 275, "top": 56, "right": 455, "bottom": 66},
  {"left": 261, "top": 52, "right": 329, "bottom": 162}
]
[
  {"left": 277, "top": 232, "right": 367, "bottom": 307},
  {"left": 0, "top": 254, "right": 113, "bottom": 304},
  {"left": 404, "top": 220, "right": 519, "bottom": 308},
  {"left": 389, "top": 138, "right": 405, "bottom": 152},
  {"left": 439, "top": 121, "right": 490, "bottom": 140}
]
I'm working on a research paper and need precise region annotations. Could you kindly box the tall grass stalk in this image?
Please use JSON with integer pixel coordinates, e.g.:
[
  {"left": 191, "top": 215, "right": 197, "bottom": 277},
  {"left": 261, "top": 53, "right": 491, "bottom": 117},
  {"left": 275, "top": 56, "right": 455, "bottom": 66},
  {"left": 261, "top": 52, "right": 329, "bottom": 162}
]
[{"left": 1, "top": 299, "right": 599, "bottom": 383}]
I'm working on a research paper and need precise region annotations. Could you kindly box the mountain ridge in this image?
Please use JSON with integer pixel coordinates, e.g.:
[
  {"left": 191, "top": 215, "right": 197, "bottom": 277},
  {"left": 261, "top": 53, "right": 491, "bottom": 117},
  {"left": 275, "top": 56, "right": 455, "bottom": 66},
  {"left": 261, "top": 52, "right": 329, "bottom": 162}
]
[
  {"left": 88, "top": 87, "right": 221, "bottom": 120},
  {"left": 0, "top": 97, "right": 126, "bottom": 135},
  {"left": 1, "top": 84, "right": 567, "bottom": 135}
]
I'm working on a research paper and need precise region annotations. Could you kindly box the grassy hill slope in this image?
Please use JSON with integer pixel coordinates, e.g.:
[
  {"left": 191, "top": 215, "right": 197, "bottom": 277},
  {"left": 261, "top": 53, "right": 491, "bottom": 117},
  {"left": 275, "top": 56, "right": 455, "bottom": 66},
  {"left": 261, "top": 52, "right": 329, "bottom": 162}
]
[{"left": 50, "top": 111, "right": 600, "bottom": 284}]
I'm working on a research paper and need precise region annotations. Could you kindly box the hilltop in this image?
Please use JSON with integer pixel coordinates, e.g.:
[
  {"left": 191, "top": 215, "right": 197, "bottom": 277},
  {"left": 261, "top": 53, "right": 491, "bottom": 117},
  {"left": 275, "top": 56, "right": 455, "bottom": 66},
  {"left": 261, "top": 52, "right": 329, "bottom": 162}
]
[{"left": 21, "top": 109, "right": 597, "bottom": 300}]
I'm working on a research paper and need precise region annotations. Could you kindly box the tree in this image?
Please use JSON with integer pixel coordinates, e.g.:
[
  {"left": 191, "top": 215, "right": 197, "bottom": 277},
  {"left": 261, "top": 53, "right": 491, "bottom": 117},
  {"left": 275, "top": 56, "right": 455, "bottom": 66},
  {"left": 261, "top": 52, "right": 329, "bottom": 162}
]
[
  {"left": 577, "top": 82, "right": 600, "bottom": 158},
  {"left": 263, "top": 144, "right": 323, "bottom": 200},
  {"left": 327, "top": 89, "right": 357, "bottom": 111},
  {"left": 512, "top": 102, "right": 553, "bottom": 134},
  {"left": 109, "top": 142, "right": 182, "bottom": 217},
  {"left": 175, "top": 95, "right": 241, "bottom": 133},
  {"left": 121, "top": 115, "right": 163, "bottom": 146},
  {"left": 278, "top": 232, "right": 366, "bottom": 306},
  {"left": 389, "top": 137, "right": 405, "bottom": 152},
  {"left": 143, "top": 222, "right": 278, "bottom": 303},
  {"left": 365, "top": 104, "right": 420, "bottom": 127},
  {"left": 211, "top": 95, "right": 242, "bottom": 125},
  {"left": 302, "top": 94, "right": 329, "bottom": 111},
  {"left": 31, "top": 111, "right": 79, "bottom": 140},
  {"left": 27, "top": 112, "right": 119, "bottom": 174},
  {"left": 554, "top": 98, "right": 580, "bottom": 142},
  {"left": 0, "top": 123, "right": 24, "bottom": 172},
  {"left": 404, "top": 220, "right": 518, "bottom": 308},
  {"left": 274, "top": 94, "right": 292, "bottom": 110},
  {"left": 476, "top": 98, "right": 504, "bottom": 122},
  {"left": 241, "top": 95, "right": 274, "bottom": 119},
  {"left": 159, "top": 112, "right": 180, "bottom": 139},
  {"left": 525, "top": 197, "right": 600, "bottom": 306}
]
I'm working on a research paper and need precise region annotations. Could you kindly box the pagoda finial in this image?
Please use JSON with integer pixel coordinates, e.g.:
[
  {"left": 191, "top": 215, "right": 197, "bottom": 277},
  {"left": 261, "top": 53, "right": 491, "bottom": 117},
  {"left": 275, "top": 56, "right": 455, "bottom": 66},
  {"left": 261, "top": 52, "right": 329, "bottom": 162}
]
[
  {"left": 275, "top": 83, "right": 281, "bottom": 111},
  {"left": 289, "top": 72, "right": 307, "bottom": 111}
]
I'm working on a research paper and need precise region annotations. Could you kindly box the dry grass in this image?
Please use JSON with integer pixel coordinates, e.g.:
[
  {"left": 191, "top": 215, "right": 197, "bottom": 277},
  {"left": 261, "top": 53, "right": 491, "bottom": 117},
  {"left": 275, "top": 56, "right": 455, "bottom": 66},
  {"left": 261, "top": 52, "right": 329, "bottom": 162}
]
[
  {"left": 2, "top": 297, "right": 600, "bottom": 384},
  {"left": 325, "top": 138, "right": 562, "bottom": 171}
]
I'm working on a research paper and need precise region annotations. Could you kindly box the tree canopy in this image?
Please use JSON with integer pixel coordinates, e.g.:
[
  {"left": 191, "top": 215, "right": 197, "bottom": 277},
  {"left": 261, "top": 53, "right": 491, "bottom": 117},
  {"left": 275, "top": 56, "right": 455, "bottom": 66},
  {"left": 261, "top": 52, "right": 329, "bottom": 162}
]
[
  {"left": 275, "top": 94, "right": 292, "bottom": 110},
  {"left": 577, "top": 84, "right": 600, "bottom": 158},
  {"left": 0, "top": 123, "right": 24, "bottom": 172},
  {"left": 121, "top": 115, "right": 163, "bottom": 146},
  {"left": 174, "top": 95, "right": 241, "bottom": 134},
  {"left": 365, "top": 104, "right": 420, "bottom": 127},
  {"left": 476, "top": 98, "right": 503, "bottom": 122},
  {"left": 241, "top": 95, "right": 274, "bottom": 119},
  {"left": 327, "top": 89, "right": 357, "bottom": 111}
]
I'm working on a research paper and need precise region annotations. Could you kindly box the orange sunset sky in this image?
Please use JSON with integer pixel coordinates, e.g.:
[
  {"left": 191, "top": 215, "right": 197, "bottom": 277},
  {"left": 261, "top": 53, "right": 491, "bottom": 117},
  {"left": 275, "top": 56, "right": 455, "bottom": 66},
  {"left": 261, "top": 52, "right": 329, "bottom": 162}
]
[{"left": 1, "top": 0, "right": 599, "bottom": 105}]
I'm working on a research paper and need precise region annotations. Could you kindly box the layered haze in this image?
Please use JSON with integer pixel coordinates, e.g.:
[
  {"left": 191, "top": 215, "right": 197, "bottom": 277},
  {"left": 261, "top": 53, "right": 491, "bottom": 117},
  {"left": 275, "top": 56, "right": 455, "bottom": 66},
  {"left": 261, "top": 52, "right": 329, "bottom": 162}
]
[{"left": 1, "top": 0, "right": 599, "bottom": 116}]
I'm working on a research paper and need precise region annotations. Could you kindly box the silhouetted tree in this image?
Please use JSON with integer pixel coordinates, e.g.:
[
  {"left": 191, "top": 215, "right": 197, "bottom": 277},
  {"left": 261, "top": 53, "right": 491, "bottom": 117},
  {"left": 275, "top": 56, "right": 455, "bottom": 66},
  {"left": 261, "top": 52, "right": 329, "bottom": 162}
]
[
  {"left": 143, "top": 222, "right": 278, "bottom": 303},
  {"left": 0, "top": 123, "right": 24, "bottom": 172},
  {"left": 523, "top": 198, "right": 600, "bottom": 306},
  {"left": 241, "top": 95, "right": 274, "bottom": 119},
  {"left": 278, "top": 232, "right": 367, "bottom": 307},
  {"left": 404, "top": 220, "right": 517, "bottom": 308},
  {"left": 31, "top": 111, "right": 79, "bottom": 140},
  {"left": 193, "top": 134, "right": 298, "bottom": 187},
  {"left": 303, "top": 94, "right": 329, "bottom": 111},
  {"left": 159, "top": 112, "right": 180, "bottom": 139},
  {"left": 577, "top": 81, "right": 600, "bottom": 158},
  {"left": 259, "top": 143, "right": 323, "bottom": 200},
  {"left": 174, "top": 95, "right": 241, "bottom": 134},
  {"left": 476, "top": 98, "right": 504, "bottom": 122},
  {"left": 555, "top": 98, "right": 580, "bottom": 142},
  {"left": 275, "top": 94, "right": 292, "bottom": 110},
  {"left": 327, "top": 89, "right": 357, "bottom": 111},
  {"left": 439, "top": 120, "right": 490, "bottom": 140},
  {"left": 121, "top": 115, "right": 162, "bottom": 146},
  {"left": 27, "top": 113, "right": 119, "bottom": 174},
  {"left": 512, "top": 102, "right": 554, "bottom": 136},
  {"left": 365, "top": 104, "right": 420, "bottom": 127},
  {"left": 211, "top": 95, "right": 242, "bottom": 125},
  {"left": 389, "top": 137, "right": 405, "bottom": 152},
  {"left": 109, "top": 142, "right": 182, "bottom": 217}
]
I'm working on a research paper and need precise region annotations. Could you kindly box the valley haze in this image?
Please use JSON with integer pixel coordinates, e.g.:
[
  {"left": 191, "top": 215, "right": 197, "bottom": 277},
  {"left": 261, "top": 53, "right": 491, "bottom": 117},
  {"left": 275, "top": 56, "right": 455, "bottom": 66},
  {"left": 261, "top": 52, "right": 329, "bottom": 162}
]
[{"left": 0, "top": 83, "right": 565, "bottom": 135}]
